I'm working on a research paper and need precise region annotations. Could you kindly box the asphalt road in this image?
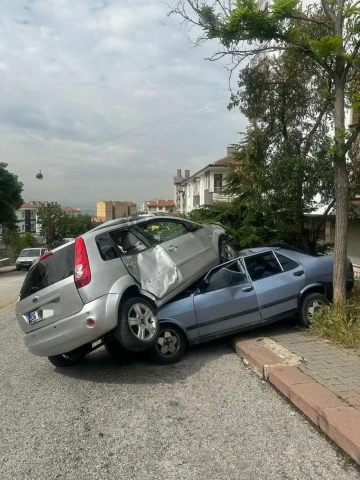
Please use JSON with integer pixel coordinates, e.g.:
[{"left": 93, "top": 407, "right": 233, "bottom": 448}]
[{"left": 0, "top": 271, "right": 359, "bottom": 480}]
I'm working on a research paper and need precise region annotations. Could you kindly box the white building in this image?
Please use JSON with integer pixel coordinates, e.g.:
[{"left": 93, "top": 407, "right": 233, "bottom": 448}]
[
  {"left": 175, "top": 147, "right": 238, "bottom": 215},
  {"left": 14, "top": 202, "right": 81, "bottom": 236},
  {"left": 144, "top": 199, "right": 176, "bottom": 214}
]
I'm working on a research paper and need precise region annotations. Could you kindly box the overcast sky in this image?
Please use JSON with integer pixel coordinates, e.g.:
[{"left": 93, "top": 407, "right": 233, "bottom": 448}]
[{"left": 0, "top": 0, "right": 247, "bottom": 212}]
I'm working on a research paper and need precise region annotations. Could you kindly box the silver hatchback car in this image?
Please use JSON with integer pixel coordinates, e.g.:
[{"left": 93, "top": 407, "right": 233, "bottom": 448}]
[{"left": 15, "top": 216, "right": 231, "bottom": 367}]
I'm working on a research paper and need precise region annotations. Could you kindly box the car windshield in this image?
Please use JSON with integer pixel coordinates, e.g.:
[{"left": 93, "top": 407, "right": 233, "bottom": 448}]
[{"left": 20, "top": 249, "right": 41, "bottom": 257}]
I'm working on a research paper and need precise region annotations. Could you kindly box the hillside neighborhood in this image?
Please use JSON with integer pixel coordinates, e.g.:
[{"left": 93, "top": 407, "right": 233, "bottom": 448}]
[{"left": 1, "top": 0, "right": 360, "bottom": 479}]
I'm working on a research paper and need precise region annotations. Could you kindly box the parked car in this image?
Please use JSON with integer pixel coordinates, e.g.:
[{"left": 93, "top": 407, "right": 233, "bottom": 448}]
[
  {"left": 149, "top": 247, "right": 354, "bottom": 365},
  {"left": 16, "top": 248, "right": 48, "bottom": 271},
  {"left": 15, "top": 215, "right": 235, "bottom": 367}
]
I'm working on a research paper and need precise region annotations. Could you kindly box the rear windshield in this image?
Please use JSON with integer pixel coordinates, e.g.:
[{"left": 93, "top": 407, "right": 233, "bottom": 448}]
[
  {"left": 19, "top": 244, "right": 74, "bottom": 300},
  {"left": 20, "top": 249, "right": 41, "bottom": 257}
]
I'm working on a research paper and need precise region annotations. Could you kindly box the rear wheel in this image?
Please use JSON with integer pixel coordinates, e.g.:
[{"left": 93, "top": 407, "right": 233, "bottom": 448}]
[
  {"left": 116, "top": 297, "right": 159, "bottom": 352},
  {"left": 149, "top": 325, "right": 187, "bottom": 365},
  {"left": 299, "top": 292, "right": 329, "bottom": 327},
  {"left": 219, "top": 237, "right": 237, "bottom": 263},
  {"left": 104, "top": 338, "right": 131, "bottom": 360}
]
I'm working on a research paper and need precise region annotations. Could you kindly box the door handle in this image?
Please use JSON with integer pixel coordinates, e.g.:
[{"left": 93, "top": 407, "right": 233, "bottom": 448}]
[
  {"left": 293, "top": 270, "right": 304, "bottom": 277},
  {"left": 242, "top": 286, "right": 254, "bottom": 293},
  {"left": 32, "top": 296, "right": 39, "bottom": 303},
  {"left": 166, "top": 245, "right": 177, "bottom": 252}
]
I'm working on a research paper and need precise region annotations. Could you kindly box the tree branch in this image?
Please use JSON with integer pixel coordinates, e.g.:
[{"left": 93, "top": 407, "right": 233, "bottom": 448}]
[
  {"left": 303, "top": 99, "right": 332, "bottom": 155},
  {"left": 314, "top": 198, "right": 336, "bottom": 240},
  {"left": 320, "top": 0, "right": 337, "bottom": 24},
  {"left": 344, "top": 123, "right": 360, "bottom": 155},
  {"left": 344, "top": 38, "right": 360, "bottom": 78}
]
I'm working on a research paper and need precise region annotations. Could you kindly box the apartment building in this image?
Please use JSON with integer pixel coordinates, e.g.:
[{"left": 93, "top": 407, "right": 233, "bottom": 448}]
[
  {"left": 144, "top": 199, "right": 176, "bottom": 214},
  {"left": 11, "top": 202, "right": 81, "bottom": 236},
  {"left": 175, "top": 147, "right": 238, "bottom": 215},
  {"left": 96, "top": 200, "right": 137, "bottom": 222}
]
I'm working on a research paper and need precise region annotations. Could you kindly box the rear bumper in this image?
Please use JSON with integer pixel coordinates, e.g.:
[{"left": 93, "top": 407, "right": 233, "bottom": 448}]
[{"left": 23, "top": 294, "right": 119, "bottom": 357}]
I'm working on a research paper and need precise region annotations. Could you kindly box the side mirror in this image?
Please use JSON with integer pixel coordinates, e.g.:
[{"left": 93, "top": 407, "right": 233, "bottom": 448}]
[{"left": 199, "top": 278, "right": 210, "bottom": 292}]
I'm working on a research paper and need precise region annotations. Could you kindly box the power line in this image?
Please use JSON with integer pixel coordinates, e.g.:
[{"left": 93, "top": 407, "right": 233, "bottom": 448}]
[
  {"left": 19, "top": 100, "right": 226, "bottom": 179},
  {"left": 15, "top": 95, "right": 228, "bottom": 176}
]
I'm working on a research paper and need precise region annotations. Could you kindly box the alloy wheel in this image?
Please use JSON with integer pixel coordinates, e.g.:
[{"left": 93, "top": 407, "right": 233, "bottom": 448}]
[
  {"left": 128, "top": 303, "right": 157, "bottom": 341},
  {"left": 156, "top": 330, "right": 180, "bottom": 356},
  {"left": 307, "top": 300, "right": 325, "bottom": 319}
]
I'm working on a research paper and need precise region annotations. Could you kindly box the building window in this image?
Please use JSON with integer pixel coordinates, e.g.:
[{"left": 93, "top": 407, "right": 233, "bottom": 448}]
[
  {"left": 205, "top": 171, "right": 210, "bottom": 190},
  {"left": 214, "top": 174, "right": 223, "bottom": 192},
  {"left": 21, "top": 225, "right": 25, "bottom": 232},
  {"left": 21, "top": 211, "right": 25, "bottom": 218}
]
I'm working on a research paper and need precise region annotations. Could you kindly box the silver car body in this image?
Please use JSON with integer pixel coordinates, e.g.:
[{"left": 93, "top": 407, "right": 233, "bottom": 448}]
[
  {"left": 15, "top": 216, "right": 226, "bottom": 357},
  {"left": 157, "top": 247, "right": 354, "bottom": 344}
]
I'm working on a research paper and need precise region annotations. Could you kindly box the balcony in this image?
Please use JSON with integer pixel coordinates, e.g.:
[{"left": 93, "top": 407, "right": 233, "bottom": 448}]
[{"left": 204, "top": 188, "right": 232, "bottom": 205}]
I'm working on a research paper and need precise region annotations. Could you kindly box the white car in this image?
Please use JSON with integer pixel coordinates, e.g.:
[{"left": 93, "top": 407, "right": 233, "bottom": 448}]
[{"left": 16, "top": 248, "right": 48, "bottom": 271}]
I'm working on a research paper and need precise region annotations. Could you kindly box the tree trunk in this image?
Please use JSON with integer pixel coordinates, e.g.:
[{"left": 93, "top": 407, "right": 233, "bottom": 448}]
[{"left": 332, "top": 74, "right": 349, "bottom": 304}]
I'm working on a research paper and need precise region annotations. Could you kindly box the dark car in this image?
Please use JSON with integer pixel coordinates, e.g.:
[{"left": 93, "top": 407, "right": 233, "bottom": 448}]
[{"left": 150, "top": 247, "right": 354, "bottom": 364}]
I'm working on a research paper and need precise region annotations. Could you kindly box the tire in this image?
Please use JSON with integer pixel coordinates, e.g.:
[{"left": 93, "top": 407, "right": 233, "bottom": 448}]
[
  {"left": 104, "top": 338, "right": 132, "bottom": 360},
  {"left": 48, "top": 352, "right": 86, "bottom": 368},
  {"left": 116, "top": 297, "right": 159, "bottom": 352},
  {"left": 299, "top": 292, "right": 330, "bottom": 327},
  {"left": 219, "top": 237, "right": 237, "bottom": 263},
  {"left": 149, "top": 325, "right": 187, "bottom": 365}
]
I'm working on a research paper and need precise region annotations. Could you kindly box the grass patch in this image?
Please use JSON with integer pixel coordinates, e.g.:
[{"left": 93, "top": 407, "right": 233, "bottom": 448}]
[{"left": 309, "top": 282, "right": 360, "bottom": 348}]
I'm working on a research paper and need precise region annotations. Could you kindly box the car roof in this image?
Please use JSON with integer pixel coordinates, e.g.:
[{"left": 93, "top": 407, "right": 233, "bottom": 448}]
[{"left": 88, "top": 215, "right": 191, "bottom": 234}]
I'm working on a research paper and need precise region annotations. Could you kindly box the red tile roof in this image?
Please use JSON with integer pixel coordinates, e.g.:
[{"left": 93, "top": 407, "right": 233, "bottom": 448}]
[{"left": 146, "top": 199, "right": 175, "bottom": 207}]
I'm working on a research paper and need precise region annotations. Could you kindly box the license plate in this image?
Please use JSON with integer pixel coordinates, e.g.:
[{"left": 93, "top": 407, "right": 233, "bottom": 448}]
[{"left": 28, "top": 310, "right": 43, "bottom": 325}]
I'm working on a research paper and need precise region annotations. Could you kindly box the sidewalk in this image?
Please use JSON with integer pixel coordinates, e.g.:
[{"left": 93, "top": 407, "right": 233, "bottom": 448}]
[
  {"left": 232, "top": 326, "right": 360, "bottom": 465},
  {"left": 0, "top": 265, "right": 15, "bottom": 275}
]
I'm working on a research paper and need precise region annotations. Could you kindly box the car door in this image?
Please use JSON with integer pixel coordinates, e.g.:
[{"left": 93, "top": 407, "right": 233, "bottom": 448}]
[
  {"left": 105, "top": 228, "right": 180, "bottom": 300},
  {"left": 194, "top": 259, "right": 261, "bottom": 338},
  {"left": 134, "top": 219, "right": 215, "bottom": 285},
  {"left": 243, "top": 250, "right": 306, "bottom": 321}
]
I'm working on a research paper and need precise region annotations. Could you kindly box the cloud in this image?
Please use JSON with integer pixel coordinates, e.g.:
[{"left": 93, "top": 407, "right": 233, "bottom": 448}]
[{"left": 0, "top": 0, "right": 247, "bottom": 211}]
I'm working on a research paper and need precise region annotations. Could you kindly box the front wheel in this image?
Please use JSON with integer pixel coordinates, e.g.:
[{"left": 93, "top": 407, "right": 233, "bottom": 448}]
[
  {"left": 219, "top": 237, "right": 237, "bottom": 263},
  {"left": 149, "top": 325, "right": 187, "bottom": 365},
  {"left": 299, "top": 292, "right": 329, "bottom": 327},
  {"left": 116, "top": 297, "right": 159, "bottom": 352}
]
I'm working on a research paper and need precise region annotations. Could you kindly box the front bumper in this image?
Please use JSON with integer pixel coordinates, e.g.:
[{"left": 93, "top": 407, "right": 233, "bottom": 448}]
[{"left": 23, "top": 294, "right": 119, "bottom": 357}]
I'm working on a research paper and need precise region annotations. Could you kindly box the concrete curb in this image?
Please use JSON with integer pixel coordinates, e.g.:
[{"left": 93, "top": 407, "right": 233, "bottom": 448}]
[
  {"left": 232, "top": 337, "right": 360, "bottom": 465},
  {"left": 0, "top": 266, "right": 16, "bottom": 275}
]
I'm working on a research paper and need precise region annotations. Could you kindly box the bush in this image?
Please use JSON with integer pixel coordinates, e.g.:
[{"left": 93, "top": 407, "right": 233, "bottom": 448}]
[{"left": 310, "top": 283, "right": 360, "bottom": 348}]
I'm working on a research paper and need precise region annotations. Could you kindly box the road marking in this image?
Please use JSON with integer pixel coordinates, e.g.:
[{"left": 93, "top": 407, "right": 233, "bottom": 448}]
[{"left": 0, "top": 297, "right": 18, "bottom": 314}]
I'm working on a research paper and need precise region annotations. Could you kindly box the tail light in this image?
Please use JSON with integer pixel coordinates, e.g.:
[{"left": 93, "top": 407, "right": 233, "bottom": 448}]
[{"left": 74, "top": 237, "right": 91, "bottom": 288}]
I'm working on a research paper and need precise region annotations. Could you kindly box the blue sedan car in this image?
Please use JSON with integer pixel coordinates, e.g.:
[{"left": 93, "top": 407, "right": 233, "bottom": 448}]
[{"left": 150, "top": 247, "right": 354, "bottom": 364}]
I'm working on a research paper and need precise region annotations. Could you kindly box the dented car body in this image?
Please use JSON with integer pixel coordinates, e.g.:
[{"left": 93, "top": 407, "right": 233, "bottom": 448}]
[{"left": 15, "top": 216, "right": 229, "bottom": 362}]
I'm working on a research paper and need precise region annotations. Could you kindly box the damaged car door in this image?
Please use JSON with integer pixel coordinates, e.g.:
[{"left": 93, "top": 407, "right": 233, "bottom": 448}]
[
  {"left": 134, "top": 219, "right": 216, "bottom": 284},
  {"left": 109, "top": 228, "right": 179, "bottom": 299}
]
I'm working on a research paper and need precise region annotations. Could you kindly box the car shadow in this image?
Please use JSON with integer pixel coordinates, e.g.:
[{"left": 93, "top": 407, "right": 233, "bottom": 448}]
[{"left": 55, "top": 339, "right": 232, "bottom": 385}]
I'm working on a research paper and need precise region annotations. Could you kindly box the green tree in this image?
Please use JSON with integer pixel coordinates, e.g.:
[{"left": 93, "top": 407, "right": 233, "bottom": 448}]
[
  {"left": 0, "top": 163, "right": 23, "bottom": 229},
  {"left": 170, "top": 0, "right": 360, "bottom": 304},
  {"left": 36, "top": 203, "right": 67, "bottom": 249},
  {"left": 224, "top": 50, "right": 337, "bottom": 252}
]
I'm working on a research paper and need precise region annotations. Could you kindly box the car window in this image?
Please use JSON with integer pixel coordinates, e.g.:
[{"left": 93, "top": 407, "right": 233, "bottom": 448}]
[
  {"left": 96, "top": 233, "right": 120, "bottom": 261},
  {"left": 276, "top": 253, "right": 300, "bottom": 272},
  {"left": 245, "top": 252, "right": 282, "bottom": 281},
  {"left": 20, "top": 249, "right": 41, "bottom": 257},
  {"left": 204, "top": 260, "right": 248, "bottom": 293},
  {"left": 136, "top": 220, "right": 188, "bottom": 244},
  {"left": 110, "top": 230, "right": 147, "bottom": 256},
  {"left": 19, "top": 244, "right": 74, "bottom": 300}
]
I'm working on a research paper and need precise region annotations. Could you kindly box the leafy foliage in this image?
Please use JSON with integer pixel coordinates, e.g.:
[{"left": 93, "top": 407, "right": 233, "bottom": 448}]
[
  {"left": 36, "top": 203, "right": 95, "bottom": 248},
  {"left": 170, "top": 0, "right": 360, "bottom": 303},
  {"left": 0, "top": 163, "right": 23, "bottom": 229}
]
